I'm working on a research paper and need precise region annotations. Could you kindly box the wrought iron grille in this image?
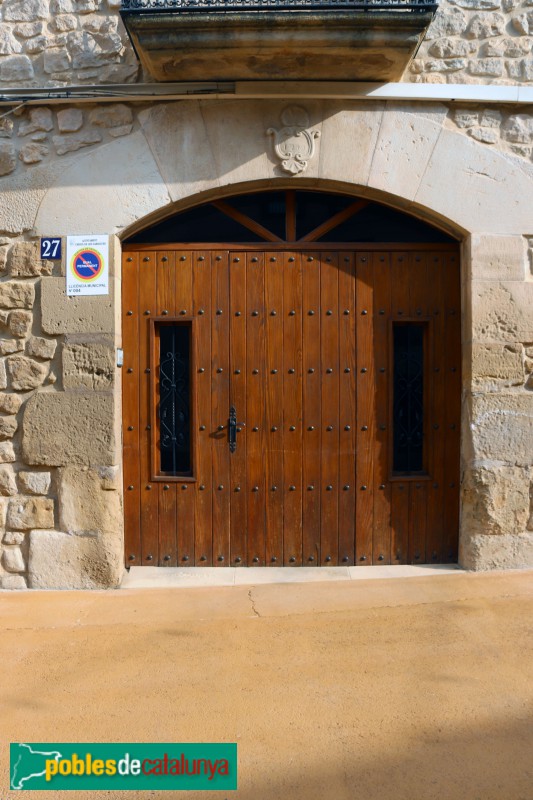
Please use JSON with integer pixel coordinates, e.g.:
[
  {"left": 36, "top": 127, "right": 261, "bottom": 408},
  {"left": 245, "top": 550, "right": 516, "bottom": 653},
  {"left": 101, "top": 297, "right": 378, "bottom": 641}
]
[
  {"left": 159, "top": 324, "right": 191, "bottom": 474},
  {"left": 393, "top": 324, "right": 424, "bottom": 473},
  {"left": 122, "top": 0, "right": 437, "bottom": 13}
]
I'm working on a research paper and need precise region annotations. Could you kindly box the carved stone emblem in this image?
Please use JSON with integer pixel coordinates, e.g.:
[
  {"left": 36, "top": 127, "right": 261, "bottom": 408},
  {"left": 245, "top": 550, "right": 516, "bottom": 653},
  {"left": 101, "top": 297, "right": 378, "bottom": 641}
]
[{"left": 267, "top": 106, "right": 320, "bottom": 175}]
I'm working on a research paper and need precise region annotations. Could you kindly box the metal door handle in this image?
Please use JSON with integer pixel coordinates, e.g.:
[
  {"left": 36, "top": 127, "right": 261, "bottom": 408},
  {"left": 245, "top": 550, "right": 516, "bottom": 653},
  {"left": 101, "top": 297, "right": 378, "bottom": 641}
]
[{"left": 228, "top": 406, "right": 245, "bottom": 453}]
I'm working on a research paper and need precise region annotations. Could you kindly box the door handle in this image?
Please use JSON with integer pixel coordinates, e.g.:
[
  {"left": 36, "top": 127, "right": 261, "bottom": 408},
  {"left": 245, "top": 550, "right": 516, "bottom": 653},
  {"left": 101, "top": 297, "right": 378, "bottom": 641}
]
[{"left": 228, "top": 406, "right": 245, "bottom": 453}]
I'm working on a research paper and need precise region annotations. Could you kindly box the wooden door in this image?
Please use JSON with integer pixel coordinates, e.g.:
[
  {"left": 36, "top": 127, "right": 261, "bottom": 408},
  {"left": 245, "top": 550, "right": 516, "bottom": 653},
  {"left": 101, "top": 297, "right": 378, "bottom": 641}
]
[{"left": 122, "top": 246, "right": 460, "bottom": 567}]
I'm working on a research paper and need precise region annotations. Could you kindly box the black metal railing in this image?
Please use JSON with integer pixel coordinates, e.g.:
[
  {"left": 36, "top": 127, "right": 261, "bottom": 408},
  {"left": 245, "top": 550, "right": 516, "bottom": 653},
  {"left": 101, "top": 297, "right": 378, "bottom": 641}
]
[{"left": 122, "top": 0, "right": 437, "bottom": 13}]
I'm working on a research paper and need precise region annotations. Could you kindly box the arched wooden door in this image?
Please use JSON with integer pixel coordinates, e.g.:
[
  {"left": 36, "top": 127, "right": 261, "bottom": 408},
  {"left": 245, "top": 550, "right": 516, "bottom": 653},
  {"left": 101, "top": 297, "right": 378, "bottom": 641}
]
[{"left": 122, "top": 192, "right": 461, "bottom": 567}]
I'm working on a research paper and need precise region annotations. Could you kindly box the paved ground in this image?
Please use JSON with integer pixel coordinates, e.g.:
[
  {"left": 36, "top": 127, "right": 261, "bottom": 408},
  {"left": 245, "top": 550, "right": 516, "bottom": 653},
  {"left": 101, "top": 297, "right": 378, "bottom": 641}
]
[{"left": 2, "top": 569, "right": 533, "bottom": 800}]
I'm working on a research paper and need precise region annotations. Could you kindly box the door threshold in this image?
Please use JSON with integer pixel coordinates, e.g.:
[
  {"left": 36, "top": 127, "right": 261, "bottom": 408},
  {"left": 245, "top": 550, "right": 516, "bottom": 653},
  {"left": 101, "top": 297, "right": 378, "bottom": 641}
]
[{"left": 120, "top": 564, "right": 463, "bottom": 589}]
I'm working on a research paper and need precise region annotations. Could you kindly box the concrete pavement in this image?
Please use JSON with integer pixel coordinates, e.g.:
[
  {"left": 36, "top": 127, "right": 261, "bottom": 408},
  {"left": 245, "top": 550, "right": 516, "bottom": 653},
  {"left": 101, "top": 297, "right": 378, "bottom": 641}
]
[{"left": 2, "top": 568, "right": 533, "bottom": 799}]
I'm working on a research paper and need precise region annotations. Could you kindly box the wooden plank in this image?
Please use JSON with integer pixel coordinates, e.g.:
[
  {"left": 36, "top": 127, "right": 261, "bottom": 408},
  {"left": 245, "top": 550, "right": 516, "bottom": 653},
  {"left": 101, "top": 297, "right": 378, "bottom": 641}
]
[
  {"left": 298, "top": 201, "right": 369, "bottom": 243},
  {"left": 355, "top": 252, "right": 374, "bottom": 565},
  {"left": 246, "top": 252, "right": 267, "bottom": 565},
  {"left": 391, "top": 482, "right": 409, "bottom": 563},
  {"left": 320, "top": 252, "right": 339, "bottom": 565},
  {"left": 372, "top": 252, "right": 392, "bottom": 565},
  {"left": 338, "top": 252, "right": 356, "bottom": 566},
  {"left": 211, "top": 251, "right": 231, "bottom": 566},
  {"left": 229, "top": 251, "right": 248, "bottom": 566},
  {"left": 389, "top": 252, "right": 411, "bottom": 563},
  {"left": 409, "top": 481, "right": 427, "bottom": 564},
  {"left": 175, "top": 250, "right": 195, "bottom": 565},
  {"left": 156, "top": 251, "right": 177, "bottom": 566},
  {"left": 212, "top": 200, "right": 282, "bottom": 243},
  {"left": 122, "top": 252, "right": 141, "bottom": 566},
  {"left": 425, "top": 251, "right": 447, "bottom": 563},
  {"left": 302, "top": 251, "right": 321, "bottom": 565},
  {"left": 282, "top": 251, "right": 303, "bottom": 565},
  {"left": 139, "top": 251, "right": 159, "bottom": 564},
  {"left": 443, "top": 250, "right": 461, "bottom": 562},
  {"left": 193, "top": 249, "right": 213, "bottom": 565},
  {"left": 264, "top": 251, "right": 284, "bottom": 565}
]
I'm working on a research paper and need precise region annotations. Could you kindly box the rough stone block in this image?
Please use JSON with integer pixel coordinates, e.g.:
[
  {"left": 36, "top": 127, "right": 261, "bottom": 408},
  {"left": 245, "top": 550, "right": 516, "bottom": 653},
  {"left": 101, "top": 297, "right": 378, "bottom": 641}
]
[
  {"left": 0, "top": 28, "right": 23, "bottom": 55},
  {"left": 460, "top": 531, "right": 533, "bottom": 570},
  {"left": 0, "top": 393, "right": 23, "bottom": 414},
  {"left": 0, "top": 361, "right": 7, "bottom": 391},
  {"left": 62, "top": 339, "right": 114, "bottom": 390},
  {"left": 424, "top": 7, "right": 467, "bottom": 39},
  {"left": 470, "top": 394, "right": 533, "bottom": 467},
  {"left": 0, "top": 574, "right": 27, "bottom": 589},
  {"left": 9, "top": 242, "right": 52, "bottom": 277},
  {"left": 59, "top": 465, "right": 121, "bottom": 535},
  {"left": 7, "top": 356, "right": 48, "bottom": 390},
  {"left": 470, "top": 235, "right": 526, "bottom": 281},
  {"left": 28, "top": 529, "right": 123, "bottom": 589},
  {"left": 43, "top": 48, "right": 71, "bottom": 74},
  {"left": 9, "top": 310, "right": 32, "bottom": 338},
  {"left": 41, "top": 278, "right": 113, "bottom": 334},
  {"left": 0, "top": 339, "right": 24, "bottom": 355},
  {"left": 0, "top": 416, "right": 18, "bottom": 441},
  {"left": 3, "top": 0, "right": 50, "bottom": 21},
  {"left": 26, "top": 336, "right": 57, "bottom": 360},
  {"left": 0, "top": 442, "right": 16, "bottom": 463},
  {"left": 18, "top": 107, "right": 53, "bottom": 137},
  {"left": 88, "top": 104, "right": 133, "bottom": 129},
  {"left": 22, "top": 391, "right": 116, "bottom": 466},
  {"left": 3, "top": 530, "right": 25, "bottom": 544},
  {"left": 472, "top": 281, "right": 533, "bottom": 342},
  {"left": 18, "top": 471, "right": 51, "bottom": 495},
  {"left": 465, "top": 12, "right": 506, "bottom": 37},
  {"left": 462, "top": 465, "right": 531, "bottom": 539},
  {"left": 19, "top": 142, "right": 49, "bottom": 164},
  {"left": 0, "top": 464, "right": 17, "bottom": 496},
  {"left": 0, "top": 55, "right": 34, "bottom": 81},
  {"left": 52, "top": 130, "right": 102, "bottom": 156},
  {"left": 428, "top": 38, "right": 475, "bottom": 58},
  {"left": 0, "top": 283, "right": 35, "bottom": 310},
  {"left": 471, "top": 344, "right": 525, "bottom": 388},
  {"left": 7, "top": 496, "right": 54, "bottom": 529},
  {"left": 2, "top": 546, "right": 25, "bottom": 572},
  {"left": 0, "top": 143, "right": 17, "bottom": 177},
  {"left": 502, "top": 115, "right": 533, "bottom": 144},
  {"left": 57, "top": 108, "right": 83, "bottom": 133},
  {"left": 469, "top": 127, "right": 499, "bottom": 144}
]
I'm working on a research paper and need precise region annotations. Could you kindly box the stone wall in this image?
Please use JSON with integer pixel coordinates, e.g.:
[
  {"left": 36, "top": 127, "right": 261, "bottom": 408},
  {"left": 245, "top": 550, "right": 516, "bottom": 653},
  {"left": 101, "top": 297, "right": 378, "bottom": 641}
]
[
  {"left": 0, "top": 235, "right": 123, "bottom": 589},
  {"left": 1, "top": 0, "right": 533, "bottom": 88}
]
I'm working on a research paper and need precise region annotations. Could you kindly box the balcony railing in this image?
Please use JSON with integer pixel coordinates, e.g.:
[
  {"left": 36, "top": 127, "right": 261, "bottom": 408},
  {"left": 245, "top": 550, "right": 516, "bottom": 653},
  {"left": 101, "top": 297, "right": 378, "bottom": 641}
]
[{"left": 122, "top": 0, "right": 437, "bottom": 12}]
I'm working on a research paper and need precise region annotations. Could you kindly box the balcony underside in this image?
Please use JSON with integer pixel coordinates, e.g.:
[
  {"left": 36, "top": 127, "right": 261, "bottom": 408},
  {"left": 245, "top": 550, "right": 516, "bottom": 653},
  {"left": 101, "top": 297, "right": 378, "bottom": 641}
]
[{"left": 121, "top": 10, "right": 435, "bottom": 82}]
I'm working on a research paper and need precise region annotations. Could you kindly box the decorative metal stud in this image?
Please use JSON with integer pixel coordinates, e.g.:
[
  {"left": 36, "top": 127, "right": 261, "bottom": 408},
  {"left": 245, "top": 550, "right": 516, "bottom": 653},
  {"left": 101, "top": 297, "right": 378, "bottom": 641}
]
[
  {"left": 289, "top": 556, "right": 296, "bottom": 563},
  {"left": 200, "top": 555, "right": 207, "bottom": 561},
  {"left": 307, "top": 257, "right": 314, "bottom": 262},
  {"left": 289, "top": 485, "right": 296, "bottom": 491},
  {"left": 235, "top": 556, "right": 242, "bottom": 563},
  {"left": 161, "top": 310, "right": 168, "bottom": 316},
  {"left": 326, "top": 368, "right": 333, "bottom": 374},
  {"left": 342, "top": 556, "right": 349, "bottom": 563},
  {"left": 253, "top": 556, "right": 259, "bottom": 562},
  {"left": 144, "top": 310, "right": 150, "bottom": 315},
  {"left": 235, "top": 311, "right": 241, "bottom": 317},
  {"left": 218, "top": 555, "right": 224, "bottom": 562},
  {"left": 252, "top": 310, "right": 259, "bottom": 317},
  {"left": 253, "top": 426, "right": 259, "bottom": 432},
  {"left": 308, "top": 425, "right": 315, "bottom": 431},
  {"left": 288, "top": 257, "right": 295, "bottom": 262},
  {"left": 378, "top": 554, "right": 385, "bottom": 561},
  {"left": 217, "top": 424, "right": 224, "bottom": 431},
  {"left": 127, "top": 485, "right": 134, "bottom": 491},
  {"left": 379, "top": 484, "right": 385, "bottom": 490},
  {"left": 252, "top": 486, "right": 259, "bottom": 492},
  {"left": 343, "top": 485, "right": 350, "bottom": 491},
  {"left": 360, "top": 485, "right": 367, "bottom": 491},
  {"left": 308, "top": 368, "right": 315, "bottom": 374},
  {"left": 128, "top": 425, "right": 134, "bottom": 431},
  {"left": 271, "top": 426, "right": 278, "bottom": 432},
  {"left": 199, "top": 485, "right": 205, "bottom": 490},
  {"left": 379, "top": 424, "right": 386, "bottom": 431},
  {"left": 235, "top": 486, "right": 241, "bottom": 492},
  {"left": 163, "top": 485, "right": 169, "bottom": 490},
  {"left": 271, "top": 486, "right": 277, "bottom": 491},
  {"left": 288, "top": 368, "right": 295, "bottom": 374},
  {"left": 217, "top": 367, "right": 223, "bottom": 373},
  {"left": 270, "top": 257, "right": 277, "bottom": 262},
  {"left": 270, "top": 310, "right": 277, "bottom": 316},
  {"left": 251, "top": 257, "right": 258, "bottom": 263},
  {"left": 361, "top": 425, "right": 368, "bottom": 431},
  {"left": 308, "top": 555, "right": 315, "bottom": 562},
  {"left": 361, "top": 309, "right": 368, "bottom": 316},
  {"left": 145, "top": 368, "right": 150, "bottom": 374},
  {"left": 234, "top": 257, "right": 240, "bottom": 263},
  {"left": 289, "top": 426, "right": 296, "bottom": 431},
  {"left": 326, "top": 310, "right": 333, "bottom": 316},
  {"left": 326, "top": 425, "right": 333, "bottom": 431},
  {"left": 129, "top": 554, "right": 136, "bottom": 560},
  {"left": 360, "top": 555, "right": 367, "bottom": 561},
  {"left": 344, "top": 310, "right": 350, "bottom": 315},
  {"left": 308, "top": 310, "right": 315, "bottom": 316},
  {"left": 307, "top": 485, "right": 314, "bottom": 491},
  {"left": 200, "top": 425, "right": 206, "bottom": 431},
  {"left": 361, "top": 367, "right": 367, "bottom": 373},
  {"left": 326, "top": 485, "right": 333, "bottom": 491},
  {"left": 218, "top": 485, "right": 224, "bottom": 490},
  {"left": 216, "top": 309, "right": 223, "bottom": 315},
  {"left": 127, "top": 310, "right": 133, "bottom": 316},
  {"left": 235, "top": 369, "right": 241, "bottom": 375},
  {"left": 344, "top": 368, "right": 351, "bottom": 373},
  {"left": 289, "top": 310, "right": 296, "bottom": 316},
  {"left": 344, "top": 425, "right": 351, "bottom": 431},
  {"left": 146, "top": 554, "right": 153, "bottom": 560},
  {"left": 252, "top": 369, "right": 259, "bottom": 375},
  {"left": 198, "top": 309, "right": 205, "bottom": 315},
  {"left": 180, "top": 309, "right": 187, "bottom": 315},
  {"left": 146, "top": 425, "right": 151, "bottom": 431},
  {"left": 126, "top": 257, "right": 133, "bottom": 263},
  {"left": 198, "top": 368, "right": 205, "bottom": 373},
  {"left": 379, "top": 367, "right": 386, "bottom": 374},
  {"left": 143, "top": 257, "right": 150, "bottom": 262},
  {"left": 271, "top": 369, "right": 278, "bottom": 374},
  {"left": 181, "top": 485, "right": 187, "bottom": 491},
  {"left": 325, "top": 555, "right": 332, "bottom": 562},
  {"left": 198, "top": 256, "right": 205, "bottom": 261}
]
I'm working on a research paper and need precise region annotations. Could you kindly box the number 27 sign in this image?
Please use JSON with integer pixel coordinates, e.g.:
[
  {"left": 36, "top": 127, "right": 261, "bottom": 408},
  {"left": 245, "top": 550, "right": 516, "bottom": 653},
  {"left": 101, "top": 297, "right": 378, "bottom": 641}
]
[{"left": 40, "top": 237, "right": 62, "bottom": 260}]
